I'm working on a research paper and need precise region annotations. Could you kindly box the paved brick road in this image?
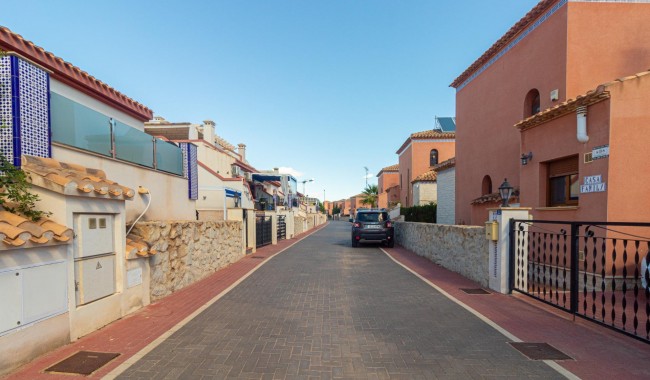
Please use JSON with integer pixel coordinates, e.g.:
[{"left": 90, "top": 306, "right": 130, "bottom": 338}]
[{"left": 117, "top": 221, "right": 565, "bottom": 379}]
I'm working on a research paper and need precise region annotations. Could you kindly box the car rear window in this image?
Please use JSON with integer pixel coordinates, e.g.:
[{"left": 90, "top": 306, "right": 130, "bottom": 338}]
[{"left": 357, "top": 212, "right": 388, "bottom": 222}]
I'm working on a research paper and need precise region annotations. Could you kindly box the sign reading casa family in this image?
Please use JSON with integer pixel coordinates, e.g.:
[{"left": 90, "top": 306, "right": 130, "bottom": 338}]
[{"left": 581, "top": 175, "right": 606, "bottom": 193}]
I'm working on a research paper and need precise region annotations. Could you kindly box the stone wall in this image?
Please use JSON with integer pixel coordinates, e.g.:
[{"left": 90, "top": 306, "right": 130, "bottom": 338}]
[
  {"left": 132, "top": 220, "right": 243, "bottom": 301},
  {"left": 395, "top": 221, "right": 489, "bottom": 286},
  {"left": 436, "top": 168, "right": 455, "bottom": 225},
  {"left": 294, "top": 216, "right": 305, "bottom": 236}
]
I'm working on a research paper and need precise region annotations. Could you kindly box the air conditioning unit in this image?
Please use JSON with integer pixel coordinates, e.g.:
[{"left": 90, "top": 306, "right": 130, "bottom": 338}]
[{"left": 232, "top": 166, "right": 241, "bottom": 177}]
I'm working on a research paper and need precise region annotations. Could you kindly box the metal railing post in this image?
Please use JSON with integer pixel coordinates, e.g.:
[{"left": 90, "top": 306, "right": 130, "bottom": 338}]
[
  {"left": 509, "top": 218, "right": 516, "bottom": 293},
  {"left": 570, "top": 222, "right": 579, "bottom": 315}
]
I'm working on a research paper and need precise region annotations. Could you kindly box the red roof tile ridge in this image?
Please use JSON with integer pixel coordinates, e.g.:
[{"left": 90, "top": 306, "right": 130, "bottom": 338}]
[
  {"left": 0, "top": 26, "right": 153, "bottom": 121},
  {"left": 451, "top": 0, "right": 557, "bottom": 88},
  {"left": 433, "top": 157, "right": 456, "bottom": 171},
  {"left": 22, "top": 155, "right": 135, "bottom": 199},
  {"left": 515, "top": 81, "right": 616, "bottom": 130},
  {"left": 412, "top": 170, "right": 437, "bottom": 183}
]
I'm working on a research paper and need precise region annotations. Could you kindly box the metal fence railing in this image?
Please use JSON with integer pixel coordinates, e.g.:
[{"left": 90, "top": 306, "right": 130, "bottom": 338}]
[{"left": 510, "top": 219, "right": 650, "bottom": 344}]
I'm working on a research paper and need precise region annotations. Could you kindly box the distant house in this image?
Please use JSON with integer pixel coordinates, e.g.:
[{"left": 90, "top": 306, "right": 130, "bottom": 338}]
[
  {"left": 144, "top": 117, "right": 254, "bottom": 219},
  {"left": 376, "top": 164, "right": 400, "bottom": 209},
  {"left": 0, "top": 26, "right": 198, "bottom": 374},
  {"left": 396, "top": 117, "right": 455, "bottom": 207},
  {"left": 412, "top": 169, "right": 437, "bottom": 206},
  {"left": 450, "top": 0, "right": 650, "bottom": 225},
  {"left": 0, "top": 26, "right": 194, "bottom": 222}
]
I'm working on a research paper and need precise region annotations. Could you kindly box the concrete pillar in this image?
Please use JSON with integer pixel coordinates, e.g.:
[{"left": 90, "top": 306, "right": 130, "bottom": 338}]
[
  {"left": 487, "top": 207, "right": 531, "bottom": 294},
  {"left": 271, "top": 213, "right": 278, "bottom": 245}
]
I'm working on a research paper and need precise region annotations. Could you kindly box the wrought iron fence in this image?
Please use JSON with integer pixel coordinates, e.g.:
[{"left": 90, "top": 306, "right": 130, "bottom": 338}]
[
  {"left": 256, "top": 214, "right": 272, "bottom": 248},
  {"left": 510, "top": 219, "right": 650, "bottom": 343},
  {"left": 277, "top": 215, "right": 286, "bottom": 240}
]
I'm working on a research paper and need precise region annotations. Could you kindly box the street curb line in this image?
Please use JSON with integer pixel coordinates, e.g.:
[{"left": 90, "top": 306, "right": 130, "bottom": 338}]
[
  {"left": 102, "top": 223, "right": 328, "bottom": 379},
  {"left": 379, "top": 248, "right": 580, "bottom": 380}
]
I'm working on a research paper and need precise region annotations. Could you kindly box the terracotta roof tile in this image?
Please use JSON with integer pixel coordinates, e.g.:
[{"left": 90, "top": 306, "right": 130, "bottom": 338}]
[
  {"left": 0, "top": 26, "right": 153, "bottom": 121},
  {"left": 396, "top": 130, "right": 455, "bottom": 154},
  {"left": 410, "top": 130, "right": 455, "bottom": 139},
  {"left": 412, "top": 170, "right": 437, "bottom": 183},
  {"left": 470, "top": 189, "right": 520, "bottom": 205},
  {"left": 22, "top": 155, "right": 135, "bottom": 200},
  {"left": 516, "top": 70, "right": 650, "bottom": 131},
  {"left": 126, "top": 233, "right": 157, "bottom": 259},
  {"left": 433, "top": 157, "right": 456, "bottom": 172},
  {"left": 376, "top": 164, "right": 399, "bottom": 177},
  {"left": 0, "top": 211, "right": 72, "bottom": 250},
  {"left": 451, "top": 0, "right": 557, "bottom": 88}
]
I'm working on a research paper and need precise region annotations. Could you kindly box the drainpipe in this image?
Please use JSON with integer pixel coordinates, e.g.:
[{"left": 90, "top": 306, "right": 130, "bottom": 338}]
[{"left": 577, "top": 106, "right": 589, "bottom": 143}]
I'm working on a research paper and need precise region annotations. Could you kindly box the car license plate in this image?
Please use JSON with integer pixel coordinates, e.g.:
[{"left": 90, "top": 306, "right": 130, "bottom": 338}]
[{"left": 365, "top": 225, "right": 381, "bottom": 229}]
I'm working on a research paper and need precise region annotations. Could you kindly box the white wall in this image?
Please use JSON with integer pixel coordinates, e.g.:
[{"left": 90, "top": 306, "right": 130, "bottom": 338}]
[
  {"left": 436, "top": 168, "right": 456, "bottom": 225},
  {"left": 33, "top": 189, "right": 151, "bottom": 339},
  {"left": 413, "top": 182, "right": 437, "bottom": 206},
  {"left": 52, "top": 145, "right": 195, "bottom": 221}
]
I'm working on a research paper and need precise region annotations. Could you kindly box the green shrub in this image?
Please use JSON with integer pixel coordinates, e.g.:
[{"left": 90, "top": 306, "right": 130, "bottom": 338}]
[{"left": 400, "top": 203, "right": 436, "bottom": 223}]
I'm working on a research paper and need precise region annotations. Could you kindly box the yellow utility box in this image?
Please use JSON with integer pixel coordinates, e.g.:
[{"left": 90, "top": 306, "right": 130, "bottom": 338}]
[{"left": 485, "top": 220, "right": 499, "bottom": 241}]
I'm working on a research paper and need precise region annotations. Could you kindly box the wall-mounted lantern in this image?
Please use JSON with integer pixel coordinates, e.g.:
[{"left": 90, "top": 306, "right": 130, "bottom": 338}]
[
  {"left": 520, "top": 152, "right": 533, "bottom": 166},
  {"left": 498, "top": 178, "right": 513, "bottom": 207}
]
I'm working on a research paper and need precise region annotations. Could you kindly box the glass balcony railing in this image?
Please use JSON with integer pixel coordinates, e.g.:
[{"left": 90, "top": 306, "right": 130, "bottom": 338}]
[{"left": 50, "top": 92, "right": 183, "bottom": 176}]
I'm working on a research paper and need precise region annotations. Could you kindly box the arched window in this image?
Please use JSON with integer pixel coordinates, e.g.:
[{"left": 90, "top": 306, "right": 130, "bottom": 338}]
[
  {"left": 524, "top": 89, "right": 541, "bottom": 118},
  {"left": 429, "top": 149, "right": 439, "bottom": 166},
  {"left": 482, "top": 175, "right": 492, "bottom": 195}
]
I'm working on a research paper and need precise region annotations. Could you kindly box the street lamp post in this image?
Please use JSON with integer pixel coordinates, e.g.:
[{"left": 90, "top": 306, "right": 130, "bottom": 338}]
[{"left": 364, "top": 166, "right": 369, "bottom": 188}]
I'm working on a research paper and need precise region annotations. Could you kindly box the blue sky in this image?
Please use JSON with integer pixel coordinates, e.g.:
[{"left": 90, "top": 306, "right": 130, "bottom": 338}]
[{"left": 2, "top": 0, "right": 539, "bottom": 201}]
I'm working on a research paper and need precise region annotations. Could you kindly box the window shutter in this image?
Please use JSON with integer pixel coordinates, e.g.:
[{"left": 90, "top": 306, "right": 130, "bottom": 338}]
[{"left": 549, "top": 156, "right": 579, "bottom": 177}]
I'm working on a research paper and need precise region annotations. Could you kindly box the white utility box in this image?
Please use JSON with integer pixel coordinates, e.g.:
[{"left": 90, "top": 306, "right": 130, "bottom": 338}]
[{"left": 75, "top": 255, "right": 115, "bottom": 305}]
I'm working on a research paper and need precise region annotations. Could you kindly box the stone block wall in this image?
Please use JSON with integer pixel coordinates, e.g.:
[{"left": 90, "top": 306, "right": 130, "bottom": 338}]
[
  {"left": 394, "top": 221, "right": 489, "bottom": 286},
  {"left": 294, "top": 216, "right": 305, "bottom": 236},
  {"left": 132, "top": 220, "right": 243, "bottom": 301}
]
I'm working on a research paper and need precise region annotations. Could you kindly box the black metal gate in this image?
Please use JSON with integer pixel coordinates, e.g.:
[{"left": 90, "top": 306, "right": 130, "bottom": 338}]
[
  {"left": 256, "top": 214, "right": 272, "bottom": 248},
  {"left": 510, "top": 219, "right": 650, "bottom": 343},
  {"left": 277, "top": 215, "right": 286, "bottom": 240}
]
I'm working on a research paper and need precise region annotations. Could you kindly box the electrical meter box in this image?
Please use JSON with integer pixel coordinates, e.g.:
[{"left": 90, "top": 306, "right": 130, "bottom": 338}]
[
  {"left": 75, "top": 214, "right": 114, "bottom": 258},
  {"left": 75, "top": 255, "right": 115, "bottom": 305},
  {"left": 485, "top": 221, "right": 499, "bottom": 241},
  {"left": 74, "top": 214, "right": 116, "bottom": 305}
]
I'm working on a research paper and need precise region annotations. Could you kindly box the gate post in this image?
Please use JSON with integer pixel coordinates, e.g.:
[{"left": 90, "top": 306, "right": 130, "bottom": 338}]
[
  {"left": 487, "top": 207, "right": 531, "bottom": 294},
  {"left": 271, "top": 213, "right": 278, "bottom": 245}
]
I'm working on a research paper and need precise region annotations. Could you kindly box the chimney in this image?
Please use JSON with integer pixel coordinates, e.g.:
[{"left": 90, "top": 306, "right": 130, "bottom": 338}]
[
  {"left": 238, "top": 143, "right": 246, "bottom": 161},
  {"left": 203, "top": 120, "right": 215, "bottom": 144},
  {"left": 273, "top": 167, "right": 279, "bottom": 174}
]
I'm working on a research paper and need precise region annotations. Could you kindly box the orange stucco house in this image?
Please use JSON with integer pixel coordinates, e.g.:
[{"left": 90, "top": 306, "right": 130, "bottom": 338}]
[
  {"left": 396, "top": 122, "right": 455, "bottom": 207},
  {"left": 451, "top": 0, "right": 650, "bottom": 225},
  {"left": 376, "top": 164, "right": 400, "bottom": 209}
]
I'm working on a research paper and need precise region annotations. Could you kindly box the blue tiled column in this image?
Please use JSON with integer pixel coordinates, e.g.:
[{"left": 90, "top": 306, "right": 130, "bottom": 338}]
[
  {"left": 180, "top": 142, "right": 198, "bottom": 200},
  {"left": 0, "top": 55, "right": 51, "bottom": 167}
]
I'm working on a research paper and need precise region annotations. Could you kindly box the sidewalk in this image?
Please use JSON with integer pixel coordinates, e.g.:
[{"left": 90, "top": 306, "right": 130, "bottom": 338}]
[
  {"left": 383, "top": 245, "right": 650, "bottom": 380},
  {"left": 5, "top": 231, "right": 650, "bottom": 379},
  {"left": 3, "top": 223, "right": 329, "bottom": 380}
]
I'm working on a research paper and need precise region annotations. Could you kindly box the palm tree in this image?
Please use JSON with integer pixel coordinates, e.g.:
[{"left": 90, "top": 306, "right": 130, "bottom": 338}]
[{"left": 361, "top": 184, "right": 378, "bottom": 208}]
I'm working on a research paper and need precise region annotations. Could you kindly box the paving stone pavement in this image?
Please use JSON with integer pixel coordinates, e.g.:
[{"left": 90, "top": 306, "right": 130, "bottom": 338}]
[{"left": 117, "top": 221, "right": 566, "bottom": 379}]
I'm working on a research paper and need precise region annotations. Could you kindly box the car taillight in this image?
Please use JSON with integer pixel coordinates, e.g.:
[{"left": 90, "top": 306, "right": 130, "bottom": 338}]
[
  {"left": 353, "top": 222, "right": 360, "bottom": 228},
  {"left": 386, "top": 221, "right": 392, "bottom": 228}
]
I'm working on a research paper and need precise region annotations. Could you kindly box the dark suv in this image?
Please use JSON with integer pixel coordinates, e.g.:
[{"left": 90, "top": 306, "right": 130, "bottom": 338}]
[{"left": 351, "top": 209, "right": 394, "bottom": 248}]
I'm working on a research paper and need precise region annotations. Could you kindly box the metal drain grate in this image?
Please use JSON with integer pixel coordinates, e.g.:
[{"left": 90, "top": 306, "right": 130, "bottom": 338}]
[
  {"left": 509, "top": 342, "right": 573, "bottom": 361},
  {"left": 45, "top": 351, "right": 120, "bottom": 375},
  {"left": 460, "top": 288, "right": 491, "bottom": 294}
]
